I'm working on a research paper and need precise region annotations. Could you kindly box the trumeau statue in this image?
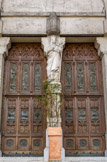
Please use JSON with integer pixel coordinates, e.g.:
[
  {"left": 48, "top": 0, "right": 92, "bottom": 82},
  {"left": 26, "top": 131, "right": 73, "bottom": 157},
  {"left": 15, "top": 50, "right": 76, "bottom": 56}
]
[{"left": 42, "top": 35, "right": 65, "bottom": 83}]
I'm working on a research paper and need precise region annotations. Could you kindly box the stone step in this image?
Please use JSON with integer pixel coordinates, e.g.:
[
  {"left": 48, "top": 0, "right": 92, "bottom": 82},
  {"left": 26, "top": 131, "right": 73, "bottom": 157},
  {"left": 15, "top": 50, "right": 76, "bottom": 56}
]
[
  {"left": 64, "top": 157, "right": 107, "bottom": 162},
  {"left": 0, "top": 157, "right": 44, "bottom": 162},
  {"left": 0, "top": 157, "right": 107, "bottom": 162}
]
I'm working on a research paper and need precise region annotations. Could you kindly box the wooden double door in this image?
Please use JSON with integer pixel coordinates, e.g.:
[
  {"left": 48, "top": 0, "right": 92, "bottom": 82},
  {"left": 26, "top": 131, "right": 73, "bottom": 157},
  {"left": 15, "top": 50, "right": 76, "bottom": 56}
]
[
  {"left": 2, "top": 44, "right": 46, "bottom": 156},
  {"left": 1, "top": 43, "right": 105, "bottom": 156},
  {"left": 61, "top": 44, "right": 105, "bottom": 156}
]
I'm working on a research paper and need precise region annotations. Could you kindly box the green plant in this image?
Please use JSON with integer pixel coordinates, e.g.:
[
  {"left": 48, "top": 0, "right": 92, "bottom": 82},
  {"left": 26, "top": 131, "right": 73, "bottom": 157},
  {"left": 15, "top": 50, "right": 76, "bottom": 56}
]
[{"left": 38, "top": 78, "right": 64, "bottom": 127}]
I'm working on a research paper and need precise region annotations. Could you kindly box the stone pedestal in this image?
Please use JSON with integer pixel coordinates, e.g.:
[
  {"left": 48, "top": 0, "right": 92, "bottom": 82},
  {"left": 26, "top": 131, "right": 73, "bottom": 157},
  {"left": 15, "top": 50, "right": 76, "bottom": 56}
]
[{"left": 48, "top": 127, "right": 62, "bottom": 160}]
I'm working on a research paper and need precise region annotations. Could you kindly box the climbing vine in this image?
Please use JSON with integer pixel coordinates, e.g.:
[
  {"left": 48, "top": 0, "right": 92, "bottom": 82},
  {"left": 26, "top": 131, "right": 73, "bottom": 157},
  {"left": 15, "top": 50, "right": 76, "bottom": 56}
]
[{"left": 38, "top": 78, "right": 64, "bottom": 127}]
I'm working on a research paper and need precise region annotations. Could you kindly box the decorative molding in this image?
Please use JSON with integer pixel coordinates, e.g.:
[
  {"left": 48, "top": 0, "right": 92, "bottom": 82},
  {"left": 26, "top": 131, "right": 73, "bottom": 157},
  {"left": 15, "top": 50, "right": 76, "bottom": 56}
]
[
  {"left": 9, "top": 43, "right": 43, "bottom": 59},
  {"left": 1, "top": 12, "right": 105, "bottom": 17},
  {"left": 63, "top": 43, "right": 99, "bottom": 60}
]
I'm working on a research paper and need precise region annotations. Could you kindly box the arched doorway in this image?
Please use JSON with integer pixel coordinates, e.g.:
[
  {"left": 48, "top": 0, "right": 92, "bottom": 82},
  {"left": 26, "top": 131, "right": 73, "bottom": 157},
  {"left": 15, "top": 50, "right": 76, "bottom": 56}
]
[
  {"left": 1, "top": 44, "right": 46, "bottom": 156},
  {"left": 61, "top": 44, "right": 105, "bottom": 156}
]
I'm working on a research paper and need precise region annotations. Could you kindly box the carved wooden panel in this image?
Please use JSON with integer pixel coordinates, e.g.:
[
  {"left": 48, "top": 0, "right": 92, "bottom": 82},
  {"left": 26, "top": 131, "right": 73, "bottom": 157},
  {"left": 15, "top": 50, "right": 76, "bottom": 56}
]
[
  {"left": 2, "top": 44, "right": 46, "bottom": 156},
  {"left": 62, "top": 44, "right": 105, "bottom": 156}
]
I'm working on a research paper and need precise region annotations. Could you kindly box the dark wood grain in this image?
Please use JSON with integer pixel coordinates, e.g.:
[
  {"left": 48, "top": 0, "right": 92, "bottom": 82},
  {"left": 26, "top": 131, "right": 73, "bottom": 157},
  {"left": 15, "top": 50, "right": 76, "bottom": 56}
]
[
  {"left": 2, "top": 43, "right": 46, "bottom": 155},
  {"left": 61, "top": 44, "right": 105, "bottom": 155}
]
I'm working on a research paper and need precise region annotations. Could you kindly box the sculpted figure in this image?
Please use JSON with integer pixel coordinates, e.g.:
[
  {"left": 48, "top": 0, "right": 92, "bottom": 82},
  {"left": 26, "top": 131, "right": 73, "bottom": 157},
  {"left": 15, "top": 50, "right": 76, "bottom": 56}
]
[{"left": 42, "top": 35, "right": 65, "bottom": 82}]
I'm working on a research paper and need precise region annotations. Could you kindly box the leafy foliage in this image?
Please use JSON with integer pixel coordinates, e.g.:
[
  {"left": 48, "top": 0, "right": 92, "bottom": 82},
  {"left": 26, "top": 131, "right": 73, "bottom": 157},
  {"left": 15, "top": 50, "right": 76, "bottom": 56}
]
[{"left": 38, "top": 78, "right": 64, "bottom": 127}]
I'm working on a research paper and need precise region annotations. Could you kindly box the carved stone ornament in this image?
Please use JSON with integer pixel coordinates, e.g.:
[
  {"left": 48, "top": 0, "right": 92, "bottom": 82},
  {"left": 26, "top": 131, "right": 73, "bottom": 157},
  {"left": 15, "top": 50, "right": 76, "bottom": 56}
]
[
  {"left": 95, "top": 37, "right": 107, "bottom": 57},
  {"left": 42, "top": 35, "right": 65, "bottom": 83},
  {"left": 0, "top": 37, "right": 11, "bottom": 57},
  {"left": 46, "top": 12, "right": 60, "bottom": 36}
]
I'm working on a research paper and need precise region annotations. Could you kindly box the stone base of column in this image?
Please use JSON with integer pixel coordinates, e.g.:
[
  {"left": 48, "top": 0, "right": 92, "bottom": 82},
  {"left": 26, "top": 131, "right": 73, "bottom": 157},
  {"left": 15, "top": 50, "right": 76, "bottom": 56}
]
[
  {"left": 44, "top": 127, "right": 65, "bottom": 161},
  {"left": 48, "top": 127, "right": 65, "bottom": 161},
  {"left": 48, "top": 127, "right": 61, "bottom": 160}
]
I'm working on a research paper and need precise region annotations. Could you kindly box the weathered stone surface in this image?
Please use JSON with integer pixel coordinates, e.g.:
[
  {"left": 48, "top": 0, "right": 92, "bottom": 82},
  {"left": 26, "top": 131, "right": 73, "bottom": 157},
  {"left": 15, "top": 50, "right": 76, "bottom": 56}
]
[
  {"left": 65, "top": 157, "right": 107, "bottom": 162},
  {"left": 0, "top": 157, "right": 44, "bottom": 162},
  {"left": 2, "top": 17, "right": 47, "bottom": 35},
  {"left": 46, "top": 13, "right": 60, "bottom": 35},
  {"left": 95, "top": 37, "right": 107, "bottom": 56},
  {"left": 104, "top": 0, "right": 107, "bottom": 17},
  {"left": 42, "top": 36, "right": 65, "bottom": 82},
  {"left": 104, "top": 19, "right": 107, "bottom": 36},
  {"left": 0, "top": 157, "right": 107, "bottom": 162},
  {"left": 2, "top": 0, "right": 104, "bottom": 13},
  {"left": 2, "top": 17, "right": 104, "bottom": 35},
  {"left": 0, "top": 37, "right": 11, "bottom": 56},
  {"left": 1, "top": 12, "right": 105, "bottom": 17},
  {"left": 60, "top": 17, "right": 104, "bottom": 35},
  {"left": 0, "top": 37, "right": 11, "bottom": 156},
  {"left": 0, "top": 21, "right": 2, "bottom": 37},
  {"left": 0, "top": 0, "right": 2, "bottom": 10}
]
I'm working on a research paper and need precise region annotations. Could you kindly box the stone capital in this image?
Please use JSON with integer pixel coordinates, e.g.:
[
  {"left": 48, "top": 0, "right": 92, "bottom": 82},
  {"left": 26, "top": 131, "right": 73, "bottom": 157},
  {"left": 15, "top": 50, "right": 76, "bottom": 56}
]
[
  {"left": 0, "top": 37, "right": 11, "bottom": 57},
  {"left": 95, "top": 37, "right": 107, "bottom": 58}
]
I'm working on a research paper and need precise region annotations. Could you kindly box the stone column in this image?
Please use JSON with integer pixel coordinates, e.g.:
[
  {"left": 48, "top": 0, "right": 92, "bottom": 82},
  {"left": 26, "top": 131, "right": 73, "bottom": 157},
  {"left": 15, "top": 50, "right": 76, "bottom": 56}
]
[
  {"left": 42, "top": 35, "right": 65, "bottom": 127},
  {"left": 95, "top": 37, "right": 107, "bottom": 156},
  {"left": 42, "top": 35, "right": 65, "bottom": 161},
  {"left": 0, "top": 37, "right": 11, "bottom": 156}
]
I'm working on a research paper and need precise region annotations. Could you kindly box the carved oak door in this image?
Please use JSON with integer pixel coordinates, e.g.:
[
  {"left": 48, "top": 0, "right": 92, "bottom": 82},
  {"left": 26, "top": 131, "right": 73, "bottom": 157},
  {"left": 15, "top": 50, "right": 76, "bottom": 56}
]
[
  {"left": 62, "top": 44, "right": 105, "bottom": 156},
  {"left": 2, "top": 44, "right": 46, "bottom": 156}
]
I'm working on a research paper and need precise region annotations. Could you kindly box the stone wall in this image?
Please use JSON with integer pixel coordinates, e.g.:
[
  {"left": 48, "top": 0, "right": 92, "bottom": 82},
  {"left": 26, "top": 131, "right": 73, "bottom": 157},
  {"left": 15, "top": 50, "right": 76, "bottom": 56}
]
[
  {"left": 0, "top": 0, "right": 106, "bottom": 36},
  {"left": 1, "top": 0, "right": 104, "bottom": 13},
  {"left": 1, "top": 17, "right": 104, "bottom": 36}
]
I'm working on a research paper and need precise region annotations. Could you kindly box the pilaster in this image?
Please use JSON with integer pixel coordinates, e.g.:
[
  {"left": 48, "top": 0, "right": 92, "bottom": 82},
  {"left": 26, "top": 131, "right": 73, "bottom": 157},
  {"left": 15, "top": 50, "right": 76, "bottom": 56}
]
[
  {"left": 0, "top": 37, "right": 11, "bottom": 156},
  {"left": 103, "top": 0, "right": 107, "bottom": 36},
  {"left": 95, "top": 37, "right": 107, "bottom": 156}
]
